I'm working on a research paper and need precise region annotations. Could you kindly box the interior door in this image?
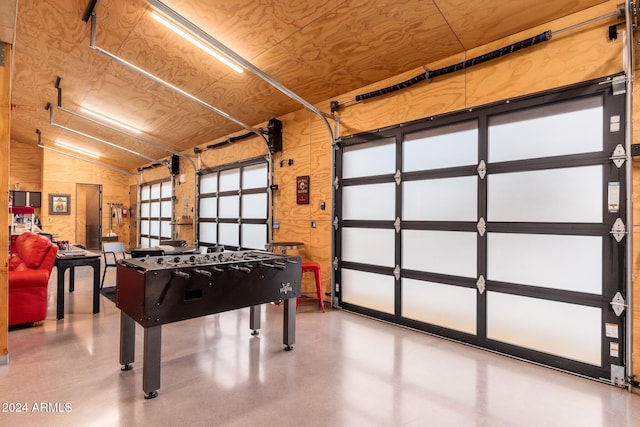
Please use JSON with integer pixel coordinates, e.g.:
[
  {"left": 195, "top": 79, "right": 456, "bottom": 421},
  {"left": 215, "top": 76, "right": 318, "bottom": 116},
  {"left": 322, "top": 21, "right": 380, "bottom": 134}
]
[{"left": 76, "top": 183, "right": 102, "bottom": 250}]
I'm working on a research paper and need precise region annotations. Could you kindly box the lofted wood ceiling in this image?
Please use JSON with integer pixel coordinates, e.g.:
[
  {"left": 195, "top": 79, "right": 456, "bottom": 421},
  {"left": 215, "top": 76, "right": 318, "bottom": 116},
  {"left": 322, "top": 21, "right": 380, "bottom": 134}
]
[{"left": 5, "top": 0, "right": 609, "bottom": 172}]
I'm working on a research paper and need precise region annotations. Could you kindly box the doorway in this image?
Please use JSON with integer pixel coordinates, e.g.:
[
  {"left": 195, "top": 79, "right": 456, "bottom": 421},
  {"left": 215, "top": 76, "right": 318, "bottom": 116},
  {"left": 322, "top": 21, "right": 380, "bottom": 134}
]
[{"left": 76, "top": 184, "right": 102, "bottom": 250}]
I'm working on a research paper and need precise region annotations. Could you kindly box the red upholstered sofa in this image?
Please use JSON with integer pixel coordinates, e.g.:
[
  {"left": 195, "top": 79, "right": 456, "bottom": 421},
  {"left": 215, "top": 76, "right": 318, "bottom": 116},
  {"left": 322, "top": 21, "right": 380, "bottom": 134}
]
[{"left": 8, "top": 232, "right": 58, "bottom": 326}]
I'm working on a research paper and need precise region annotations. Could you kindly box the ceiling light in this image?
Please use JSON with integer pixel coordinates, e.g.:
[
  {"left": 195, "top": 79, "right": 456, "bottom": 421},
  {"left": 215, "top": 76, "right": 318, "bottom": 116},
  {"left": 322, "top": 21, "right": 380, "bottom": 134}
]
[
  {"left": 54, "top": 141, "right": 101, "bottom": 159},
  {"left": 150, "top": 10, "right": 243, "bottom": 73},
  {"left": 79, "top": 107, "right": 143, "bottom": 134}
]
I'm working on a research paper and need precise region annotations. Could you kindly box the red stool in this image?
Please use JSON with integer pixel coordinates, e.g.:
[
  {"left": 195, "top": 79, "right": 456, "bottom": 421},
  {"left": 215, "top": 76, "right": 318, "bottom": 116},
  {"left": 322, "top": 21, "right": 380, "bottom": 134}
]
[{"left": 298, "top": 262, "right": 325, "bottom": 312}]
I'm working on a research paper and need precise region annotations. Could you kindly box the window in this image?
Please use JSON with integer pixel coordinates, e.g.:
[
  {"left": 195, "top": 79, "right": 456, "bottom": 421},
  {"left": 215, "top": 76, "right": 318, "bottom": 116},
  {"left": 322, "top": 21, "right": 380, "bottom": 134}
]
[
  {"left": 198, "top": 159, "right": 269, "bottom": 250},
  {"left": 139, "top": 179, "right": 173, "bottom": 247}
]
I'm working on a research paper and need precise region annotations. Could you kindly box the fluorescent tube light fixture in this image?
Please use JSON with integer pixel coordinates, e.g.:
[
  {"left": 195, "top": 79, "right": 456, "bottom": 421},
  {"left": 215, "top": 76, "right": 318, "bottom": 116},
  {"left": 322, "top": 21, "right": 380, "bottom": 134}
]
[
  {"left": 54, "top": 141, "right": 101, "bottom": 159},
  {"left": 80, "top": 107, "right": 143, "bottom": 134},
  {"left": 150, "top": 10, "right": 243, "bottom": 73}
]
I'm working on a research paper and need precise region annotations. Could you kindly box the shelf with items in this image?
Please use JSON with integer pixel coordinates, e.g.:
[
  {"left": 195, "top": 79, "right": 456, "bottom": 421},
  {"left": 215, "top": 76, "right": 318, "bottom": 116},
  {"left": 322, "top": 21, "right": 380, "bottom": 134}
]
[{"left": 10, "top": 206, "right": 35, "bottom": 235}]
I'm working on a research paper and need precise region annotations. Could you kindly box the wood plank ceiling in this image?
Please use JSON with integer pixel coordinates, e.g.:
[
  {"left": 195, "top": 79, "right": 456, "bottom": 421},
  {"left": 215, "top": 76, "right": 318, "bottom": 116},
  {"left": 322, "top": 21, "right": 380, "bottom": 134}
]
[{"left": 6, "top": 0, "right": 609, "bottom": 171}]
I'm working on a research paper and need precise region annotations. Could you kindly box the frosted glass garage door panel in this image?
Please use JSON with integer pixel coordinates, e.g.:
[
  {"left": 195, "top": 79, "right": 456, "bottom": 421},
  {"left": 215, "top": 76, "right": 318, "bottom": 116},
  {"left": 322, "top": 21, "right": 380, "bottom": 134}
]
[
  {"left": 488, "top": 165, "right": 602, "bottom": 223},
  {"left": 150, "top": 202, "right": 160, "bottom": 217},
  {"left": 489, "top": 97, "right": 603, "bottom": 162},
  {"left": 487, "top": 292, "right": 601, "bottom": 366},
  {"left": 343, "top": 140, "right": 396, "bottom": 179},
  {"left": 219, "top": 223, "right": 239, "bottom": 247},
  {"left": 342, "top": 228, "right": 395, "bottom": 267},
  {"left": 242, "top": 224, "right": 266, "bottom": 250},
  {"left": 160, "top": 221, "right": 171, "bottom": 238},
  {"left": 140, "top": 186, "right": 150, "bottom": 201},
  {"left": 402, "top": 279, "right": 477, "bottom": 334},
  {"left": 140, "top": 220, "right": 150, "bottom": 234},
  {"left": 161, "top": 182, "right": 172, "bottom": 198},
  {"left": 140, "top": 237, "right": 150, "bottom": 248},
  {"left": 343, "top": 184, "right": 396, "bottom": 220},
  {"left": 487, "top": 233, "right": 602, "bottom": 294},
  {"left": 200, "top": 222, "right": 217, "bottom": 243},
  {"left": 200, "top": 174, "right": 218, "bottom": 193},
  {"left": 219, "top": 169, "right": 240, "bottom": 191},
  {"left": 403, "top": 230, "right": 477, "bottom": 278},
  {"left": 140, "top": 202, "right": 150, "bottom": 217},
  {"left": 219, "top": 196, "right": 239, "bottom": 218},
  {"left": 242, "top": 164, "right": 268, "bottom": 189},
  {"left": 161, "top": 201, "right": 172, "bottom": 217},
  {"left": 150, "top": 221, "right": 160, "bottom": 236},
  {"left": 242, "top": 193, "right": 267, "bottom": 219},
  {"left": 150, "top": 183, "right": 161, "bottom": 199},
  {"left": 199, "top": 197, "right": 217, "bottom": 218},
  {"left": 403, "top": 121, "right": 478, "bottom": 172},
  {"left": 341, "top": 269, "right": 395, "bottom": 314},
  {"left": 403, "top": 176, "right": 477, "bottom": 221}
]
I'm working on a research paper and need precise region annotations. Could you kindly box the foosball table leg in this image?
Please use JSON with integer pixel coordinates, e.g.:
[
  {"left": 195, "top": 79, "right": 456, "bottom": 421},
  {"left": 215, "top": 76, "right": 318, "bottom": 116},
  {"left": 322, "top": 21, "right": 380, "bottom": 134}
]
[
  {"left": 143, "top": 325, "right": 162, "bottom": 399},
  {"left": 283, "top": 297, "right": 296, "bottom": 351},
  {"left": 249, "top": 305, "right": 261, "bottom": 335},
  {"left": 120, "top": 312, "right": 135, "bottom": 370}
]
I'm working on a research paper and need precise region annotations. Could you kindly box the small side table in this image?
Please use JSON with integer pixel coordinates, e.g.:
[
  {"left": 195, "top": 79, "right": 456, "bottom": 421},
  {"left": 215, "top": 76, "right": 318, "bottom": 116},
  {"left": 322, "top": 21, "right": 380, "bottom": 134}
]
[
  {"left": 264, "top": 242, "right": 305, "bottom": 255},
  {"left": 55, "top": 252, "right": 101, "bottom": 320}
]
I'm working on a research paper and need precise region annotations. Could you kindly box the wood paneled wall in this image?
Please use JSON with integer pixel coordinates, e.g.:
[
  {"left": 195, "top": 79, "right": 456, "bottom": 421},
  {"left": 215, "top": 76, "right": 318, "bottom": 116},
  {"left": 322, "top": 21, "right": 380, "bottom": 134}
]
[
  {"left": 9, "top": 139, "right": 43, "bottom": 192},
  {"left": 41, "top": 151, "right": 131, "bottom": 246},
  {"left": 1, "top": 42, "right": 11, "bottom": 362}
]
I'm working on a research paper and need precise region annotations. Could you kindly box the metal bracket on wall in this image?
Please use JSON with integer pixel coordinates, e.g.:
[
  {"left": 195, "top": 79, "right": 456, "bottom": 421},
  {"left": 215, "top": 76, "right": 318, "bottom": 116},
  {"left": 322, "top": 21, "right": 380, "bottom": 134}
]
[
  {"left": 333, "top": 216, "right": 339, "bottom": 230},
  {"left": 334, "top": 177, "right": 339, "bottom": 190},
  {"left": 611, "top": 364, "right": 626, "bottom": 387},
  {"left": 393, "top": 265, "right": 401, "bottom": 280},
  {"left": 394, "top": 218, "right": 401, "bottom": 233},
  {"left": 610, "top": 74, "right": 626, "bottom": 95},
  {"left": 394, "top": 170, "right": 401, "bottom": 185},
  {"left": 333, "top": 257, "right": 339, "bottom": 270}
]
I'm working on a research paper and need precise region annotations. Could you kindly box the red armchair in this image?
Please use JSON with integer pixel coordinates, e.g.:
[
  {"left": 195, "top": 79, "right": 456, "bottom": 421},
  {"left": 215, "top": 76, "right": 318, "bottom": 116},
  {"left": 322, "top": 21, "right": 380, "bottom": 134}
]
[{"left": 8, "top": 232, "right": 58, "bottom": 326}]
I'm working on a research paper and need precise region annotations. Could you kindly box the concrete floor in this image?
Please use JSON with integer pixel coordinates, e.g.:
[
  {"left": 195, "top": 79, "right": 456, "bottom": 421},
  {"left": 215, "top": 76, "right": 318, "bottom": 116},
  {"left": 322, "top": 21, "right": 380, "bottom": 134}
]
[{"left": 1, "top": 263, "right": 639, "bottom": 427}]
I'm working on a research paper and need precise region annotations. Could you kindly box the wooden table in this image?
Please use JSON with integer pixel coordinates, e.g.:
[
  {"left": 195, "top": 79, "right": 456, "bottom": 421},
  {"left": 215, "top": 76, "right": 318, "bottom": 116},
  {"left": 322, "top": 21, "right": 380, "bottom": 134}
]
[{"left": 55, "top": 251, "right": 101, "bottom": 320}]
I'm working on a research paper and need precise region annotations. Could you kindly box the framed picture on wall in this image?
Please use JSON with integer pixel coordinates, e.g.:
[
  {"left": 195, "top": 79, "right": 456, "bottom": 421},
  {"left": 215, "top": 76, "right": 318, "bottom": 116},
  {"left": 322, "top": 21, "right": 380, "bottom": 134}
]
[{"left": 49, "top": 194, "right": 71, "bottom": 215}]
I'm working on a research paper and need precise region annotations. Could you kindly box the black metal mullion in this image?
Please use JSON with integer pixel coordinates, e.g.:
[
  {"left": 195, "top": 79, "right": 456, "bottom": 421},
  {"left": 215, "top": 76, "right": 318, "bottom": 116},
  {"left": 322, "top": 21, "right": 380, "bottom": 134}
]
[
  {"left": 238, "top": 166, "right": 244, "bottom": 248},
  {"left": 600, "top": 86, "right": 627, "bottom": 374},
  {"left": 489, "top": 151, "right": 609, "bottom": 175},
  {"left": 488, "top": 222, "right": 608, "bottom": 236},
  {"left": 335, "top": 145, "right": 343, "bottom": 302},
  {"left": 477, "top": 113, "right": 488, "bottom": 341},
  {"left": 395, "top": 133, "right": 402, "bottom": 318}
]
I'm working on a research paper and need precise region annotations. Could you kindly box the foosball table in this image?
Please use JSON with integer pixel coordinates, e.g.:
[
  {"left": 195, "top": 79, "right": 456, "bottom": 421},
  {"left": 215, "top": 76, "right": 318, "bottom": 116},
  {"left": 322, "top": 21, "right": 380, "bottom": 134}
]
[{"left": 115, "top": 249, "right": 302, "bottom": 398}]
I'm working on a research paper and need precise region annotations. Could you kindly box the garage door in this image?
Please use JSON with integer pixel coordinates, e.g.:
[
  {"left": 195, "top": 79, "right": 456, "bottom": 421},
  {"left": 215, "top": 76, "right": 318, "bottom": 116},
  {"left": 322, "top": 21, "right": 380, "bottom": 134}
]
[{"left": 334, "top": 76, "right": 628, "bottom": 382}]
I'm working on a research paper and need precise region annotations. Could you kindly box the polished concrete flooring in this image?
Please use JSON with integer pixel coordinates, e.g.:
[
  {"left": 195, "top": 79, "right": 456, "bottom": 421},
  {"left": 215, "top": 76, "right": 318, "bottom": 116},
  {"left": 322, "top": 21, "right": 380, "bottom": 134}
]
[{"left": 1, "top": 263, "right": 639, "bottom": 427}]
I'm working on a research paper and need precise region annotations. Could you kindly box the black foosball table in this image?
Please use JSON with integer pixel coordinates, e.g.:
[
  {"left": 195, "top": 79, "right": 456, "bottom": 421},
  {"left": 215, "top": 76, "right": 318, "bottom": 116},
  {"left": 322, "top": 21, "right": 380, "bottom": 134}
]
[{"left": 115, "top": 249, "right": 302, "bottom": 399}]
